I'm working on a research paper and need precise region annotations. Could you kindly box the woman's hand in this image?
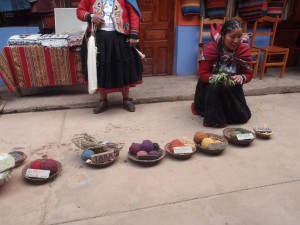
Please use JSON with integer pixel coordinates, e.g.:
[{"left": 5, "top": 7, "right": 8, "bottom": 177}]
[
  {"left": 129, "top": 38, "right": 139, "bottom": 48},
  {"left": 231, "top": 75, "right": 243, "bottom": 84},
  {"left": 92, "top": 14, "right": 105, "bottom": 27}
]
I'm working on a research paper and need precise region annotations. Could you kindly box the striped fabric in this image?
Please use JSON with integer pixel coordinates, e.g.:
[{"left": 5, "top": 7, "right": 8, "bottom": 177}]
[
  {"left": 267, "top": 0, "right": 284, "bottom": 18},
  {"left": 0, "top": 46, "right": 85, "bottom": 93},
  {"left": 238, "top": 0, "right": 268, "bottom": 21},
  {"left": 181, "top": 0, "right": 201, "bottom": 16},
  {"left": 205, "top": 0, "right": 226, "bottom": 18}
]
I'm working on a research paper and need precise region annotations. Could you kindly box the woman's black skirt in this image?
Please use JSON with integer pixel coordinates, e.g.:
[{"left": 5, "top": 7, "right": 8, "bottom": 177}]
[
  {"left": 194, "top": 79, "right": 251, "bottom": 125},
  {"left": 81, "top": 30, "right": 143, "bottom": 93}
]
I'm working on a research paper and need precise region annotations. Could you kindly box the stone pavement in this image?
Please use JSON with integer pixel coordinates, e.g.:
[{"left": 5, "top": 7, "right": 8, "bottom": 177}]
[
  {"left": 0, "top": 67, "right": 300, "bottom": 114},
  {"left": 0, "top": 67, "right": 300, "bottom": 225}
]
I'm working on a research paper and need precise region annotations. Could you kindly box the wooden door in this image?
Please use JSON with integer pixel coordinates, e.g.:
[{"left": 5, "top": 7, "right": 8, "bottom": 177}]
[
  {"left": 137, "top": 0, "right": 175, "bottom": 76},
  {"left": 274, "top": 0, "right": 300, "bottom": 67}
]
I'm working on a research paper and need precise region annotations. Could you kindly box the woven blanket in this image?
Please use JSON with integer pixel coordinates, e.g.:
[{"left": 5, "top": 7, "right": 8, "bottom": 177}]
[
  {"left": 205, "top": 0, "right": 226, "bottom": 18},
  {"left": 181, "top": 0, "right": 201, "bottom": 16},
  {"left": 0, "top": 46, "right": 85, "bottom": 92},
  {"left": 238, "top": 0, "right": 268, "bottom": 21},
  {"left": 267, "top": 0, "right": 284, "bottom": 18}
]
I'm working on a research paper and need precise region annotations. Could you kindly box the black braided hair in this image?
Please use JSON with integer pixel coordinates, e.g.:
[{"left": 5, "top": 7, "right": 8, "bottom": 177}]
[{"left": 213, "top": 19, "right": 243, "bottom": 74}]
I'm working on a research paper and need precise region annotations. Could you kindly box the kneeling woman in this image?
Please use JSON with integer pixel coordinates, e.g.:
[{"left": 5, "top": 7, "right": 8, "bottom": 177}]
[{"left": 191, "top": 19, "right": 253, "bottom": 128}]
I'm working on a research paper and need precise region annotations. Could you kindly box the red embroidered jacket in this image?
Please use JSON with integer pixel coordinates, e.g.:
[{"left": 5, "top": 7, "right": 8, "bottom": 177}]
[{"left": 77, "top": 0, "right": 140, "bottom": 39}]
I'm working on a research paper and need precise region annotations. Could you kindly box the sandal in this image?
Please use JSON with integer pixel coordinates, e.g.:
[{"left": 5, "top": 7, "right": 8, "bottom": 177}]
[
  {"left": 93, "top": 100, "right": 108, "bottom": 114},
  {"left": 123, "top": 98, "right": 135, "bottom": 112}
]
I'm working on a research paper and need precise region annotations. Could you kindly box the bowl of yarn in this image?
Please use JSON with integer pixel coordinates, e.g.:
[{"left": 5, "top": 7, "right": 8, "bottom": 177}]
[
  {"left": 194, "top": 131, "right": 228, "bottom": 155},
  {"left": 165, "top": 136, "right": 196, "bottom": 159},
  {"left": 253, "top": 126, "right": 273, "bottom": 139},
  {"left": 9, "top": 151, "right": 27, "bottom": 167},
  {"left": 22, "top": 157, "right": 62, "bottom": 184},
  {"left": 80, "top": 144, "right": 121, "bottom": 168},
  {"left": 128, "top": 140, "right": 165, "bottom": 165},
  {"left": 223, "top": 128, "right": 255, "bottom": 146},
  {"left": 0, "top": 152, "right": 15, "bottom": 186}
]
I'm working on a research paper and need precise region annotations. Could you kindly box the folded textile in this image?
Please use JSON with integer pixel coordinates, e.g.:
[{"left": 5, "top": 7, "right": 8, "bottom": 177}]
[{"left": 8, "top": 34, "right": 42, "bottom": 46}]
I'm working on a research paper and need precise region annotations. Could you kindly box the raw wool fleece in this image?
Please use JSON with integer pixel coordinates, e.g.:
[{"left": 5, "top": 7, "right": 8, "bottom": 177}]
[{"left": 87, "top": 35, "right": 98, "bottom": 95}]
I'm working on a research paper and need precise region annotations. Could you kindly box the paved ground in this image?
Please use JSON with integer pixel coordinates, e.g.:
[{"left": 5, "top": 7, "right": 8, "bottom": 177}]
[
  {"left": 0, "top": 67, "right": 300, "bottom": 114},
  {"left": 0, "top": 67, "right": 300, "bottom": 225}
]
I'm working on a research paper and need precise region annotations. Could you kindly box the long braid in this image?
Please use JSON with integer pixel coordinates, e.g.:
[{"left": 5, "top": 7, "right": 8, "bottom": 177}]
[
  {"left": 214, "top": 40, "right": 223, "bottom": 73},
  {"left": 214, "top": 19, "right": 243, "bottom": 74}
]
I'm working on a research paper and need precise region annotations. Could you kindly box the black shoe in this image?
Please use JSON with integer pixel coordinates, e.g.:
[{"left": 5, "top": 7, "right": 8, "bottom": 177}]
[
  {"left": 93, "top": 100, "right": 107, "bottom": 114},
  {"left": 123, "top": 98, "right": 135, "bottom": 112}
]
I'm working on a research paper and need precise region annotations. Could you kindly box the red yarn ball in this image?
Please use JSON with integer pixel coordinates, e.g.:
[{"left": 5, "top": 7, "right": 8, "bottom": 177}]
[
  {"left": 40, "top": 159, "right": 58, "bottom": 175},
  {"left": 30, "top": 160, "right": 42, "bottom": 169}
]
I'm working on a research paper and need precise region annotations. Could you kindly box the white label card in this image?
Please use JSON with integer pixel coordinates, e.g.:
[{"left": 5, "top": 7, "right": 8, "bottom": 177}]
[
  {"left": 174, "top": 146, "right": 193, "bottom": 154},
  {"left": 25, "top": 169, "right": 50, "bottom": 179},
  {"left": 236, "top": 133, "right": 254, "bottom": 140}
]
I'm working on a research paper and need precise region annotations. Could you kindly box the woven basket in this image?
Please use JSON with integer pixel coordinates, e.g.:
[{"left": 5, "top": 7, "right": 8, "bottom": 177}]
[
  {"left": 128, "top": 149, "right": 166, "bottom": 165},
  {"left": 253, "top": 127, "right": 273, "bottom": 139},
  {"left": 164, "top": 143, "right": 196, "bottom": 159},
  {"left": 72, "top": 133, "right": 124, "bottom": 152},
  {"left": 83, "top": 149, "right": 120, "bottom": 168},
  {"left": 223, "top": 128, "right": 255, "bottom": 146},
  {"left": 254, "top": 131, "right": 273, "bottom": 139},
  {"left": 9, "top": 151, "right": 27, "bottom": 167},
  {"left": 22, "top": 159, "right": 62, "bottom": 184},
  {"left": 195, "top": 133, "right": 228, "bottom": 155}
]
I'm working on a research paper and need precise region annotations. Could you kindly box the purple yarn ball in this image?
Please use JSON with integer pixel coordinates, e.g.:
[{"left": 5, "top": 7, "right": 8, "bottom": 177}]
[
  {"left": 148, "top": 150, "right": 159, "bottom": 157},
  {"left": 141, "top": 140, "right": 154, "bottom": 152},
  {"left": 136, "top": 150, "right": 148, "bottom": 157},
  {"left": 129, "top": 143, "right": 141, "bottom": 156}
]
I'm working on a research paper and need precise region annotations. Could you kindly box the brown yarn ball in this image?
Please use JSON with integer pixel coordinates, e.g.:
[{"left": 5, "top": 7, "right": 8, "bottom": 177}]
[{"left": 193, "top": 131, "right": 209, "bottom": 144}]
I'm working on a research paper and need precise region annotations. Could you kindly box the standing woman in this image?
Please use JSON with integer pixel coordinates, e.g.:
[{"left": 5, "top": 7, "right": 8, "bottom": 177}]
[
  {"left": 191, "top": 19, "right": 253, "bottom": 128},
  {"left": 77, "top": 0, "right": 143, "bottom": 113}
]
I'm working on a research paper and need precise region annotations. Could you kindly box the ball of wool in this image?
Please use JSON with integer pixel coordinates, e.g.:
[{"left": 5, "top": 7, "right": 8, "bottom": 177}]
[
  {"left": 153, "top": 143, "right": 160, "bottom": 151},
  {"left": 193, "top": 131, "right": 209, "bottom": 143},
  {"left": 169, "top": 139, "right": 184, "bottom": 153},
  {"left": 0, "top": 153, "right": 15, "bottom": 172},
  {"left": 235, "top": 128, "right": 247, "bottom": 134},
  {"left": 136, "top": 150, "right": 148, "bottom": 157},
  {"left": 156, "top": 148, "right": 163, "bottom": 157},
  {"left": 148, "top": 150, "right": 159, "bottom": 157},
  {"left": 141, "top": 140, "right": 154, "bottom": 152},
  {"left": 41, "top": 159, "right": 58, "bottom": 175},
  {"left": 129, "top": 143, "right": 141, "bottom": 156},
  {"left": 30, "top": 160, "right": 42, "bottom": 169},
  {"left": 230, "top": 131, "right": 241, "bottom": 139},
  {"left": 81, "top": 149, "right": 95, "bottom": 161},
  {"left": 201, "top": 138, "right": 221, "bottom": 149}
]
